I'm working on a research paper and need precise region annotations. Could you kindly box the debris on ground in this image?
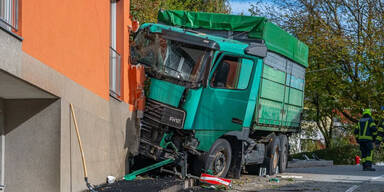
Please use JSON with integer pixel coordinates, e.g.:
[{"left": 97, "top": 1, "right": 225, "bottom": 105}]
[
  {"left": 277, "top": 175, "right": 303, "bottom": 179},
  {"left": 268, "top": 178, "right": 280, "bottom": 183},
  {"left": 91, "top": 165, "right": 384, "bottom": 192},
  {"left": 199, "top": 173, "right": 232, "bottom": 188},
  {"left": 227, "top": 174, "right": 302, "bottom": 192},
  {"left": 93, "top": 176, "right": 185, "bottom": 192},
  {"left": 106, "top": 176, "right": 116, "bottom": 184}
]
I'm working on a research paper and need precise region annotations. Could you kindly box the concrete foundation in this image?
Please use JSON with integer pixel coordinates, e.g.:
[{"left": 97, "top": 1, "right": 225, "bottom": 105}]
[{"left": 4, "top": 99, "right": 60, "bottom": 192}]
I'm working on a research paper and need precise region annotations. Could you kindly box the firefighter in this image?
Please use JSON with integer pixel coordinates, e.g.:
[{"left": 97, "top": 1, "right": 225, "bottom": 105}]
[
  {"left": 354, "top": 109, "right": 377, "bottom": 171},
  {"left": 376, "top": 108, "right": 384, "bottom": 148}
]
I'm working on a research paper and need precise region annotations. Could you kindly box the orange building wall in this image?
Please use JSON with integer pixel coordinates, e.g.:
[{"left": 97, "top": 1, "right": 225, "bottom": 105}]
[
  {"left": 21, "top": 0, "right": 113, "bottom": 100},
  {"left": 116, "top": 0, "right": 135, "bottom": 104}
]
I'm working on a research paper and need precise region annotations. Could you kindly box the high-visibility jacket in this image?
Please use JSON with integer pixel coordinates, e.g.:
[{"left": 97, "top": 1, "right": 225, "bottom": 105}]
[
  {"left": 354, "top": 115, "right": 377, "bottom": 142},
  {"left": 377, "top": 120, "right": 384, "bottom": 142}
]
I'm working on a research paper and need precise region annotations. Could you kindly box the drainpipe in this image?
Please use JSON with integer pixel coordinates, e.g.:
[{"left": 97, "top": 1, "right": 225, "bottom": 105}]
[{"left": 0, "top": 100, "right": 5, "bottom": 191}]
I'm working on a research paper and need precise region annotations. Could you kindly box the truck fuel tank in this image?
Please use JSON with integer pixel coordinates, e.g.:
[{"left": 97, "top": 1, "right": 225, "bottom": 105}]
[{"left": 244, "top": 143, "right": 265, "bottom": 165}]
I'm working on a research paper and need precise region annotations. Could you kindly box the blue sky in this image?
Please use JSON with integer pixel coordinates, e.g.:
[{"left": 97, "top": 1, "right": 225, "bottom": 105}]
[
  {"left": 229, "top": 0, "right": 280, "bottom": 15},
  {"left": 229, "top": 0, "right": 257, "bottom": 15}
]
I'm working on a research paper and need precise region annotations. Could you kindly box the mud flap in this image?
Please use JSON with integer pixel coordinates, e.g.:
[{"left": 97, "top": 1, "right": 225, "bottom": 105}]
[{"left": 227, "top": 140, "right": 243, "bottom": 179}]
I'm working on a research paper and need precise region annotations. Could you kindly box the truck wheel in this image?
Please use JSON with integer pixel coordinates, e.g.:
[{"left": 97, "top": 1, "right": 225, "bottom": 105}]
[
  {"left": 204, "top": 138, "right": 232, "bottom": 177},
  {"left": 279, "top": 134, "right": 288, "bottom": 173},
  {"left": 266, "top": 135, "right": 280, "bottom": 175}
]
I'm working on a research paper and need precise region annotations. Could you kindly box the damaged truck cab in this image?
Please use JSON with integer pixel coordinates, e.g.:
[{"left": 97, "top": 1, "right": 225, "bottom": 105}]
[{"left": 130, "top": 10, "right": 308, "bottom": 178}]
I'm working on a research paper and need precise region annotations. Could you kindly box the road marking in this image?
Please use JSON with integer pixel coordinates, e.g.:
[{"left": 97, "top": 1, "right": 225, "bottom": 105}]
[
  {"left": 345, "top": 185, "right": 359, "bottom": 192},
  {"left": 371, "top": 174, "right": 384, "bottom": 180},
  {"left": 345, "top": 174, "right": 384, "bottom": 192}
]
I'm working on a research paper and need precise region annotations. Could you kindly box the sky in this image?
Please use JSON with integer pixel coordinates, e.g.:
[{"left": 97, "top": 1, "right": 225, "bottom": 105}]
[
  {"left": 229, "top": 0, "right": 280, "bottom": 16},
  {"left": 229, "top": 0, "right": 255, "bottom": 15}
]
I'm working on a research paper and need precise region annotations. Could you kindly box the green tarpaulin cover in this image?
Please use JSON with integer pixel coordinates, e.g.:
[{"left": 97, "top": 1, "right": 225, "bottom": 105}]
[{"left": 158, "top": 10, "right": 308, "bottom": 67}]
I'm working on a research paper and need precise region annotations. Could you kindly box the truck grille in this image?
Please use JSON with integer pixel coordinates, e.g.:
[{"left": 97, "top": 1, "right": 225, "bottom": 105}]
[
  {"left": 140, "top": 99, "right": 163, "bottom": 146},
  {"left": 138, "top": 99, "right": 186, "bottom": 159},
  {"left": 143, "top": 99, "right": 186, "bottom": 129},
  {"left": 144, "top": 99, "right": 165, "bottom": 123},
  {"left": 138, "top": 99, "right": 168, "bottom": 157}
]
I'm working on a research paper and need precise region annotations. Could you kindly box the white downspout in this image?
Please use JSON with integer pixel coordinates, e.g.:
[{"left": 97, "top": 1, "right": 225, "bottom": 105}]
[{"left": 0, "top": 99, "right": 5, "bottom": 191}]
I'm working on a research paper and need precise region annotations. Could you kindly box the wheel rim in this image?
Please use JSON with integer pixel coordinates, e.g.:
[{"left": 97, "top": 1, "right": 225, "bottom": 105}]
[{"left": 213, "top": 151, "right": 227, "bottom": 176}]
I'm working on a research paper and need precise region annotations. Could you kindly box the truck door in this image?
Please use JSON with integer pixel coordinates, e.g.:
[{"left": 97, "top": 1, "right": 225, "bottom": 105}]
[{"left": 195, "top": 54, "right": 256, "bottom": 132}]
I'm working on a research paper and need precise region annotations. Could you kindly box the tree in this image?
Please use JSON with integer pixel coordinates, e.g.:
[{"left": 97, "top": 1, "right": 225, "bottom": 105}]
[
  {"left": 131, "top": 0, "right": 230, "bottom": 24},
  {"left": 249, "top": 0, "right": 384, "bottom": 148}
]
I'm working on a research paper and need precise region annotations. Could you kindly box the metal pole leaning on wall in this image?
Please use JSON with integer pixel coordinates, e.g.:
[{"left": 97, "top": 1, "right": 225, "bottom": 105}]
[{"left": 70, "top": 104, "right": 96, "bottom": 192}]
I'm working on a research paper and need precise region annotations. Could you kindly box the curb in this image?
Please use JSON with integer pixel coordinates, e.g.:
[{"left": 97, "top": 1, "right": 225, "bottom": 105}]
[{"left": 288, "top": 160, "right": 334, "bottom": 168}]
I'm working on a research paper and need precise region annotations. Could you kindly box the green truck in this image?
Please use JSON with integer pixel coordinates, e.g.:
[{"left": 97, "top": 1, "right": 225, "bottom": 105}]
[{"left": 130, "top": 10, "right": 308, "bottom": 178}]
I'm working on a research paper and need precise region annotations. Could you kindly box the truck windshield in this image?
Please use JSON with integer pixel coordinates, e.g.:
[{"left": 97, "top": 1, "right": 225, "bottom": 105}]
[{"left": 131, "top": 30, "right": 212, "bottom": 83}]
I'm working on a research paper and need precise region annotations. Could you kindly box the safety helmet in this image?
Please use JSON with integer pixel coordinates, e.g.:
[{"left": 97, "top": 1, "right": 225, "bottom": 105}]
[{"left": 363, "top": 109, "right": 372, "bottom": 116}]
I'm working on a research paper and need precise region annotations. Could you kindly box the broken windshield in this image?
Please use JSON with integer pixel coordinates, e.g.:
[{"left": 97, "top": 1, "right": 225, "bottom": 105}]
[{"left": 131, "top": 29, "right": 212, "bottom": 84}]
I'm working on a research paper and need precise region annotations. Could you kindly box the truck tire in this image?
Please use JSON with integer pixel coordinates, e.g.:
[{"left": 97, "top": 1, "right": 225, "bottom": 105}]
[
  {"left": 265, "top": 135, "right": 280, "bottom": 175},
  {"left": 278, "top": 134, "right": 288, "bottom": 173},
  {"left": 204, "top": 138, "right": 232, "bottom": 177}
]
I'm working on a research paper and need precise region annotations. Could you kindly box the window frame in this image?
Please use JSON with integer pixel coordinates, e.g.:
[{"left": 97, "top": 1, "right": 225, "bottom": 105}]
[
  {"left": 109, "top": 0, "right": 122, "bottom": 100},
  {"left": 209, "top": 53, "right": 255, "bottom": 90}
]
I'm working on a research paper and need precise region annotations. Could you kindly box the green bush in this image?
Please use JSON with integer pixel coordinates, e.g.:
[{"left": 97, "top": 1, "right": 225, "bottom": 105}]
[{"left": 291, "top": 144, "right": 384, "bottom": 165}]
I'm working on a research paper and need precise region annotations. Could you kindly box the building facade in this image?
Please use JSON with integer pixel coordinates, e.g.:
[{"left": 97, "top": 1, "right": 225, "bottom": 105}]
[{"left": 0, "top": 0, "right": 140, "bottom": 191}]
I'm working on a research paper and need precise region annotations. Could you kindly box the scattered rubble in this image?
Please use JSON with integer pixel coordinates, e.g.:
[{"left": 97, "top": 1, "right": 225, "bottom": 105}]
[{"left": 268, "top": 178, "right": 280, "bottom": 183}]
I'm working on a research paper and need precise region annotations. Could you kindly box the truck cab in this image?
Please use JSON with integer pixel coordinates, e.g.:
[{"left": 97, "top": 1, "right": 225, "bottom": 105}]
[{"left": 130, "top": 10, "right": 308, "bottom": 178}]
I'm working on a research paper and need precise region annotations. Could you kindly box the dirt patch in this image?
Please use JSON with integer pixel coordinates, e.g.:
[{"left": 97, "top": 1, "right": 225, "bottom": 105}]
[{"left": 228, "top": 174, "right": 299, "bottom": 192}]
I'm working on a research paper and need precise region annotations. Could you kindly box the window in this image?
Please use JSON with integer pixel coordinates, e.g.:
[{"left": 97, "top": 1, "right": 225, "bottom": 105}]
[
  {"left": 0, "top": 0, "right": 19, "bottom": 31},
  {"left": 131, "top": 31, "right": 212, "bottom": 83},
  {"left": 211, "top": 56, "right": 253, "bottom": 89},
  {"left": 109, "top": 0, "right": 121, "bottom": 98}
]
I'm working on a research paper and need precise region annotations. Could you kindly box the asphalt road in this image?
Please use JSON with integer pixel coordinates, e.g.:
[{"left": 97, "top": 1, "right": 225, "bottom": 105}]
[{"left": 230, "top": 165, "right": 384, "bottom": 192}]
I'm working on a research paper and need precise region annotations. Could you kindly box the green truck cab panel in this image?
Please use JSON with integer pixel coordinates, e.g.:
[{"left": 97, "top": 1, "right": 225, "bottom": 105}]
[
  {"left": 243, "top": 59, "right": 263, "bottom": 128},
  {"left": 193, "top": 53, "right": 261, "bottom": 151},
  {"left": 146, "top": 52, "right": 262, "bottom": 152},
  {"left": 194, "top": 130, "right": 229, "bottom": 151},
  {"left": 148, "top": 78, "right": 185, "bottom": 107},
  {"left": 182, "top": 87, "right": 203, "bottom": 130}
]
